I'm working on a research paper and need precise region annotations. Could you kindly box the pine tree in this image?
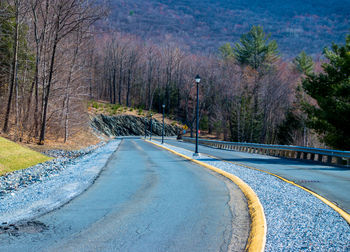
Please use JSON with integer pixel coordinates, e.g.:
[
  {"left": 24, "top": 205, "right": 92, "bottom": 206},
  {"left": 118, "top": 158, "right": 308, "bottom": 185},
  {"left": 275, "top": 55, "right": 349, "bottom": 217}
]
[
  {"left": 218, "top": 42, "right": 234, "bottom": 60},
  {"left": 294, "top": 51, "right": 314, "bottom": 75},
  {"left": 302, "top": 34, "right": 350, "bottom": 150},
  {"left": 233, "top": 25, "right": 279, "bottom": 70}
]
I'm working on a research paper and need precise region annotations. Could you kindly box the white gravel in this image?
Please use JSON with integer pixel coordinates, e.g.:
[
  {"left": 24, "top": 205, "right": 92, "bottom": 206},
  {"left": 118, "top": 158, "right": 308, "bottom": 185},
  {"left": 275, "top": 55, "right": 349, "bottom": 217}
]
[
  {"left": 154, "top": 140, "right": 350, "bottom": 251},
  {"left": 0, "top": 140, "right": 120, "bottom": 225}
]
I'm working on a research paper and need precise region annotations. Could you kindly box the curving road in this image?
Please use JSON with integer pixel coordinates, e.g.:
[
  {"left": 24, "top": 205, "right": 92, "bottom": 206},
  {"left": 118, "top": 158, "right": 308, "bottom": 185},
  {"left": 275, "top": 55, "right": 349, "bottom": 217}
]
[
  {"left": 165, "top": 138, "right": 350, "bottom": 213},
  {"left": 0, "top": 139, "right": 249, "bottom": 252}
]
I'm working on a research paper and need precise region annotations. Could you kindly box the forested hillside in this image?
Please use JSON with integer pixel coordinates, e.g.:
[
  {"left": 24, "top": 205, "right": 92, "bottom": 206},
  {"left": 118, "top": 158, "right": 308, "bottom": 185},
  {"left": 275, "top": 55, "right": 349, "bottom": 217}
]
[
  {"left": 104, "top": 0, "right": 349, "bottom": 58},
  {"left": 1, "top": 0, "right": 349, "bottom": 150}
]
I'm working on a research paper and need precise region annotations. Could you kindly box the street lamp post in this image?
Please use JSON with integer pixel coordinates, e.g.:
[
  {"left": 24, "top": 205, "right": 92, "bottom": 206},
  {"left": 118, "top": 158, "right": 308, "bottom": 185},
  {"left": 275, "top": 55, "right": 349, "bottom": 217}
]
[
  {"left": 194, "top": 74, "right": 201, "bottom": 155},
  {"left": 162, "top": 104, "right": 165, "bottom": 144},
  {"left": 150, "top": 113, "right": 153, "bottom": 141}
]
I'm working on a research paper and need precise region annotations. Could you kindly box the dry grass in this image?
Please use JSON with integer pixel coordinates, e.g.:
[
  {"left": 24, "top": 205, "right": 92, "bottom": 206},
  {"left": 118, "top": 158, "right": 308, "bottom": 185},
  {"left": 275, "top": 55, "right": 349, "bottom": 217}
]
[
  {"left": 27, "top": 128, "right": 104, "bottom": 152},
  {"left": 0, "top": 137, "right": 52, "bottom": 176},
  {"left": 88, "top": 100, "right": 184, "bottom": 128}
]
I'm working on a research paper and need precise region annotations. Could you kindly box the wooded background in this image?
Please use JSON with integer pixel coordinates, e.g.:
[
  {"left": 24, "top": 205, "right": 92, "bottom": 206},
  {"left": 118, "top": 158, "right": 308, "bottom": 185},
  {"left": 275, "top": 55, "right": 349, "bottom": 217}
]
[{"left": 1, "top": 0, "right": 348, "bottom": 149}]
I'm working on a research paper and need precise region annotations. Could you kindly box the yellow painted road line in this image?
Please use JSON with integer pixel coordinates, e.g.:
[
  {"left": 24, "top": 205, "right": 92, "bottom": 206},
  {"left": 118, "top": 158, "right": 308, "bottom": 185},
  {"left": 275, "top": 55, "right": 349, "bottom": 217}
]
[
  {"left": 222, "top": 160, "right": 350, "bottom": 225},
  {"left": 164, "top": 141, "right": 350, "bottom": 225},
  {"left": 145, "top": 140, "right": 266, "bottom": 252}
]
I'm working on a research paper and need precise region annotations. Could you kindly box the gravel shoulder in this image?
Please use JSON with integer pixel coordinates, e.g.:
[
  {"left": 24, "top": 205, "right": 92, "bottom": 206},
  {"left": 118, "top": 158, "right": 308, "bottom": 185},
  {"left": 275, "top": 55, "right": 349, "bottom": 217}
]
[
  {"left": 154, "top": 140, "right": 350, "bottom": 251},
  {"left": 0, "top": 140, "right": 121, "bottom": 225}
]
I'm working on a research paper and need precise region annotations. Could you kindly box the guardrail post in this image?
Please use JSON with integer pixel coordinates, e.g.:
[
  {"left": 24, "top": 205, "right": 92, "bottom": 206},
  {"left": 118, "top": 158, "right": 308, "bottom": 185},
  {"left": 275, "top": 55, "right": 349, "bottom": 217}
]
[
  {"left": 327, "top": 155, "right": 332, "bottom": 164},
  {"left": 317, "top": 154, "right": 323, "bottom": 162},
  {"left": 310, "top": 153, "right": 315, "bottom": 161},
  {"left": 296, "top": 152, "right": 301, "bottom": 159},
  {"left": 337, "top": 157, "right": 343, "bottom": 165}
]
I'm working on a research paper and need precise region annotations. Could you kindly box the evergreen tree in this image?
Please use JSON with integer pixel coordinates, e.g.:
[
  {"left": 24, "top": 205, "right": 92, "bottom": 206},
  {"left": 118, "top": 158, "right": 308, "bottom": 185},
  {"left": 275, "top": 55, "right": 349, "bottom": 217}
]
[
  {"left": 233, "top": 25, "right": 279, "bottom": 69},
  {"left": 232, "top": 25, "right": 279, "bottom": 143},
  {"left": 0, "top": 3, "right": 14, "bottom": 86},
  {"left": 302, "top": 35, "right": 350, "bottom": 150},
  {"left": 218, "top": 42, "right": 234, "bottom": 60},
  {"left": 294, "top": 51, "right": 314, "bottom": 75},
  {"left": 293, "top": 51, "right": 314, "bottom": 146}
]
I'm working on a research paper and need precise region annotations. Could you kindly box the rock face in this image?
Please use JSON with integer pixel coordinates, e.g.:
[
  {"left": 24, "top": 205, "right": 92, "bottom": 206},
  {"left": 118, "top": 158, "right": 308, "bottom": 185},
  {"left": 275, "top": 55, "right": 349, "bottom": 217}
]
[{"left": 91, "top": 114, "right": 181, "bottom": 137}]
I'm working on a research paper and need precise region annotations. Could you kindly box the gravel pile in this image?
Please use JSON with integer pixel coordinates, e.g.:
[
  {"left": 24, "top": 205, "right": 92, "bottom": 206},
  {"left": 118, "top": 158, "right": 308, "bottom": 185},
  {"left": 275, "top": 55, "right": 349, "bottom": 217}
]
[
  {"left": 156, "top": 141, "right": 350, "bottom": 251},
  {"left": 0, "top": 140, "right": 121, "bottom": 224},
  {"left": 42, "top": 144, "right": 103, "bottom": 158}
]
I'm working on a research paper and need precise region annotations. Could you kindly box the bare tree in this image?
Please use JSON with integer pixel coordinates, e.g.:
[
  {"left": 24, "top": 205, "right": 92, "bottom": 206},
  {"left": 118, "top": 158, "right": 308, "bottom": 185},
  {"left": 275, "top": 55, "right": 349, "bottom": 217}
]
[{"left": 38, "top": 0, "right": 102, "bottom": 144}]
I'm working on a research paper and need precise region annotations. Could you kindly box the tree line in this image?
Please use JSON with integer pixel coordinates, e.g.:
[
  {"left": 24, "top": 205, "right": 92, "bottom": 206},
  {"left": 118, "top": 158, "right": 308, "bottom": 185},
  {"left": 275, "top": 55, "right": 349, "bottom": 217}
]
[
  {"left": 91, "top": 27, "right": 308, "bottom": 146},
  {"left": 90, "top": 26, "right": 350, "bottom": 149},
  {"left": 1, "top": 0, "right": 349, "bottom": 150}
]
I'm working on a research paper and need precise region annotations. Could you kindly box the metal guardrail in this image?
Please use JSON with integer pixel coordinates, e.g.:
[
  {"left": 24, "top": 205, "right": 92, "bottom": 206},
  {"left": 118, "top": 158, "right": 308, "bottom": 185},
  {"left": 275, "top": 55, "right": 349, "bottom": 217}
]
[{"left": 182, "top": 137, "right": 350, "bottom": 166}]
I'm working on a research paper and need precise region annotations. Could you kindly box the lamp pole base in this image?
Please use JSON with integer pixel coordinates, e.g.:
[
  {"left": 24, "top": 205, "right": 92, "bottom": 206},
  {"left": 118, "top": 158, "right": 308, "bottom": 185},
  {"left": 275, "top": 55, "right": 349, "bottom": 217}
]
[{"left": 193, "top": 152, "right": 200, "bottom": 157}]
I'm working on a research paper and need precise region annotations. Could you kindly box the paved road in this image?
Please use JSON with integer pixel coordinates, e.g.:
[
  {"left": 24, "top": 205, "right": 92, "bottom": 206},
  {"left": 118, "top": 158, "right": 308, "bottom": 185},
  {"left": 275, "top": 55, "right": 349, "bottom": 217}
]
[
  {"left": 164, "top": 139, "right": 350, "bottom": 213},
  {"left": 0, "top": 139, "right": 249, "bottom": 252}
]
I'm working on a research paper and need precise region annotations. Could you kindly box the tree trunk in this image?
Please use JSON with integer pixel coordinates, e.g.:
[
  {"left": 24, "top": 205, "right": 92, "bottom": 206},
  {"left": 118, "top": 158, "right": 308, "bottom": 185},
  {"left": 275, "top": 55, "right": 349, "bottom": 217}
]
[
  {"left": 118, "top": 61, "right": 123, "bottom": 105},
  {"left": 14, "top": 61, "right": 19, "bottom": 141},
  {"left": 39, "top": 22, "right": 59, "bottom": 145},
  {"left": 112, "top": 68, "right": 116, "bottom": 104},
  {"left": 126, "top": 68, "right": 131, "bottom": 107},
  {"left": 64, "top": 34, "right": 80, "bottom": 143}
]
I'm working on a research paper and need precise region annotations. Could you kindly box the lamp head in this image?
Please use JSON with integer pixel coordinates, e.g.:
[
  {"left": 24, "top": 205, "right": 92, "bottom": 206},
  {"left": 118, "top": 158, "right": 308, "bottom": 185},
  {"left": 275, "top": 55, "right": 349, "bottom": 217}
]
[{"left": 195, "top": 74, "right": 201, "bottom": 83}]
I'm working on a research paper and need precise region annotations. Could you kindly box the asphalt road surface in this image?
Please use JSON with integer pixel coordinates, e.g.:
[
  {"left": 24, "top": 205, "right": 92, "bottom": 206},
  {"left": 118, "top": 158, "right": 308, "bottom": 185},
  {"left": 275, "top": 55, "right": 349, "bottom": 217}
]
[
  {"left": 0, "top": 139, "right": 250, "bottom": 252},
  {"left": 165, "top": 138, "right": 350, "bottom": 213}
]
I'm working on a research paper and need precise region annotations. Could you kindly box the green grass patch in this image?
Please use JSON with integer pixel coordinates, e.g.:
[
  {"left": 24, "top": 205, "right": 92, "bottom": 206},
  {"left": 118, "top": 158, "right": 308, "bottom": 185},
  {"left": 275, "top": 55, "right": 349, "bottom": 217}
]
[
  {"left": 0, "top": 137, "right": 52, "bottom": 176},
  {"left": 92, "top": 101, "right": 99, "bottom": 109}
]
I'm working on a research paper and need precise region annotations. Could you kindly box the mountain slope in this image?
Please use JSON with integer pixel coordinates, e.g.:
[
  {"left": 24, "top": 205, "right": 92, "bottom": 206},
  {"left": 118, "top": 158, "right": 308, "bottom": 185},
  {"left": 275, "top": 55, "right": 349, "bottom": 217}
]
[{"left": 103, "top": 0, "right": 349, "bottom": 58}]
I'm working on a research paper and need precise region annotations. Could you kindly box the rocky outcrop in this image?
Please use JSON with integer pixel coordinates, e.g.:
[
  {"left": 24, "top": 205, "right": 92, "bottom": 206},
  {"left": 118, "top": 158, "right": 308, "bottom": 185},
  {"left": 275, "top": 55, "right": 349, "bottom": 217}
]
[{"left": 91, "top": 114, "right": 181, "bottom": 137}]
